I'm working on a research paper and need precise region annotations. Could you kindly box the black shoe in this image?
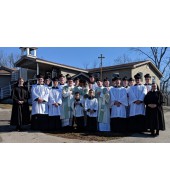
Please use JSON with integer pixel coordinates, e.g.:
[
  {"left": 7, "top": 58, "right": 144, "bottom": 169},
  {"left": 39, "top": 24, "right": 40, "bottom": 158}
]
[{"left": 156, "top": 130, "right": 159, "bottom": 136}]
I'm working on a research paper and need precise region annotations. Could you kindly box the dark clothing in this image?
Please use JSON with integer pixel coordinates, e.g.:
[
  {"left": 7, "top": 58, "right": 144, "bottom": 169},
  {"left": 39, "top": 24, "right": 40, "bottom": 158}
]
[
  {"left": 111, "top": 118, "right": 126, "bottom": 133},
  {"left": 129, "top": 115, "right": 146, "bottom": 133},
  {"left": 86, "top": 116, "right": 97, "bottom": 132},
  {"left": 48, "top": 116, "right": 61, "bottom": 131},
  {"left": 10, "top": 86, "right": 30, "bottom": 128},
  {"left": 73, "top": 116, "right": 84, "bottom": 131},
  {"left": 144, "top": 90, "right": 165, "bottom": 132},
  {"left": 31, "top": 114, "right": 48, "bottom": 131}
]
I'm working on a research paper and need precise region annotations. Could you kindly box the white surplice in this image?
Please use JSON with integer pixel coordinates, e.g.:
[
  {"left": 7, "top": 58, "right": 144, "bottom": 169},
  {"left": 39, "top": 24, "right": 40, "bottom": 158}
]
[
  {"left": 128, "top": 84, "right": 147, "bottom": 116},
  {"left": 31, "top": 84, "right": 50, "bottom": 115},
  {"left": 110, "top": 86, "right": 128, "bottom": 118},
  {"left": 48, "top": 87, "right": 62, "bottom": 116}
]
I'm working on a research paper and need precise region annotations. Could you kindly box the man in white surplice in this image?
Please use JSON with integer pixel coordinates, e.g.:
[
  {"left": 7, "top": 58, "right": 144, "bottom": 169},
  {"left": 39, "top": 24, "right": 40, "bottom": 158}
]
[
  {"left": 48, "top": 77, "right": 62, "bottom": 131},
  {"left": 128, "top": 73, "right": 147, "bottom": 132},
  {"left": 110, "top": 76, "right": 128, "bottom": 133},
  {"left": 31, "top": 74, "right": 50, "bottom": 130}
]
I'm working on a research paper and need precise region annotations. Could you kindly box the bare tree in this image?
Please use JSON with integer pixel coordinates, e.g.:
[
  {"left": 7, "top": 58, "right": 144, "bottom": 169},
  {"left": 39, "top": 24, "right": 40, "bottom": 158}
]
[
  {"left": 93, "top": 60, "right": 98, "bottom": 68},
  {"left": 113, "top": 54, "right": 132, "bottom": 64},
  {"left": 0, "top": 51, "right": 19, "bottom": 68},
  {"left": 83, "top": 62, "right": 90, "bottom": 69},
  {"left": 131, "top": 47, "right": 170, "bottom": 93}
]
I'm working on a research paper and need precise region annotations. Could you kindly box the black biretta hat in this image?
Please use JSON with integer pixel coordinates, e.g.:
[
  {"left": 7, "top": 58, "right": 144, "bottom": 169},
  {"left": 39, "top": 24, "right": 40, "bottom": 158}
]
[
  {"left": 74, "top": 77, "right": 80, "bottom": 81},
  {"left": 96, "top": 78, "right": 102, "bottom": 82},
  {"left": 122, "top": 76, "right": 128, "bottom": 81},
  {"left": 134, "top": 73, "right": 141, "bottom": 79},
  {"left": 128, "top": 77, "right": 134, "bottom": 82},
  {"left": 114, "top": 76, "right": 121, "bottom": 80},
  {"left": 144, "top": 73, "right": 151, "bottom": 78},
  {"left": 36, "top": 74, "right": 44, "bottom": 79},
  {"left": 104, "top": 78, "right": 109, "bottom": 82},
  {"left": 52, "top": 77, "right": 59, "bottom": 81},
  {"left": 67, "top": 77, "right": 73, "bottom": 81},
  {"left": 44, "top": 76, "right": 51, "bottom": 80},
  {"left": 59, "top": 74, "right": 65, "bottom": 78},
  {"left": 89, "top": 74, "right": 95, "bottom": 78}
]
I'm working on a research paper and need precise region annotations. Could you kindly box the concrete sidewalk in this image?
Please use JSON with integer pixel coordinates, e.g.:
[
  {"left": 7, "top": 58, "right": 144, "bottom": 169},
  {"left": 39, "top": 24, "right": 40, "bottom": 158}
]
[{"left": 0, "top": 108, "right": 169, "bottom": 143}]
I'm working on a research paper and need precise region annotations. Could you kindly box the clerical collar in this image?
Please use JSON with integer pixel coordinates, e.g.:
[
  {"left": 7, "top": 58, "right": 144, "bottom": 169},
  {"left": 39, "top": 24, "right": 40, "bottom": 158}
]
[
  {"left": 90, "top": 82, "right": 95, "bottom": 85},
  {"left": 37, "top": 83, "right": 44, "bottom": 85},
  {"left": 88, "top": 96, "right": 95, "bottom": 100},
  {"left": 75, "top": 98, "right": 80, "bottom": 101},
  {"left": 52, "top": 86, "right": 59, "bottom": 89}
]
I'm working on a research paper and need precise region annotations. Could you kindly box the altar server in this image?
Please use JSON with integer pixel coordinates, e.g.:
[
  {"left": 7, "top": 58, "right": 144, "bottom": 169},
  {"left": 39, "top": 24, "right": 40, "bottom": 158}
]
[
  {"left": 31, "top": 74, "right": 50, "bottom": 131},
  {"left": 84, "top": 89, "right": 98, "bottom": 132},
  {"left": 110, "top": 76, "right": 128, "bottom": 133},
  {"left": 48, "top": 77, "right": 62, "bottom": 131},
  {"left": 144, "top": 73, "right": 152, "bottom": 93},
  {"left": 128, "top": 73, "right": 147, "bottom": 132},
  {"left": 71, "top": 92, "right": 85, "bottom": 132}
]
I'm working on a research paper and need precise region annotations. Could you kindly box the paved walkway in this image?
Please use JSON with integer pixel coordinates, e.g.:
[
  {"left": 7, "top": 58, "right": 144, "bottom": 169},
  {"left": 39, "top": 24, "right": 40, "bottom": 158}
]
[{"left": 0, "top": 108, "right": 169, "bottom": 143}]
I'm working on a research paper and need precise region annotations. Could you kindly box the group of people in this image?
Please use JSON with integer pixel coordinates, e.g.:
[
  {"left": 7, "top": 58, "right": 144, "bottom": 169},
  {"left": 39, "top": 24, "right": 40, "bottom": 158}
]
[{"left": 10, "top": 72, "right": 165, "bottom": 136}]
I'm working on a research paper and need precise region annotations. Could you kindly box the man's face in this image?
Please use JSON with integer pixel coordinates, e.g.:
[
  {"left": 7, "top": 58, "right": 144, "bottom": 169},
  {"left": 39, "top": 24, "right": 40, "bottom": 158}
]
[
  {"left": 68, "top": 80, "right": 73, "bottom": 86},
  {"left": 45, "top": 79, "right": 51, "bottom": 85},
  {"left": 60, "top": 77, "right": 65, "bottom": 84},
  {"left": 145, "top": 78, "right": 150, "bottom": 84},
  {"left": 123, "top": 80, "right": 128, "bottom": 87},
  {"left": 129, "top": 81, "right": 134, "bottom": 86},
  {"left": 104, "top": 80, "right": 110, "bottom": 87},
  {"left": 135, "top": 79, "right": 141, "bottom": 84},
  {"left": 89, "top": 90, "right": 94, "bottom": 96},
  {"left": 75, "top": 93, "right": 80, "bottom": 99},
  {"left": 116, "top": 79, "right": 121, "bottom": 86},
  {"left": 53, "top": 81, "right": 58, "bottom": 86},
  {"left": 90, "top": 77, "right": 95, "bottom": 82},
  {"left": 38, "top": 78, "right": 44, "bottom": 84},
  {"left": 97, "top": 81, "right": 103, "bottom": 87}
]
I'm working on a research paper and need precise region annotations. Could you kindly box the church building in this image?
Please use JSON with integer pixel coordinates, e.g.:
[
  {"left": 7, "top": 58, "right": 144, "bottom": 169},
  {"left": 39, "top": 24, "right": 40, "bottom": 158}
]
[{"left": 15, "top": 47, "right": 162, "bottom": 87}]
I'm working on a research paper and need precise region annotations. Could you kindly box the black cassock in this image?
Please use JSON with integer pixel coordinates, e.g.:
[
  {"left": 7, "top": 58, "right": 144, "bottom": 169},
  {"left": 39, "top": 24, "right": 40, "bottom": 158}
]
[
  {"left": 144, "top": 90, "right": 165, "bottom": 132},
  {"left": 10, "top": 86, "right": 30, "bottom": 127}
]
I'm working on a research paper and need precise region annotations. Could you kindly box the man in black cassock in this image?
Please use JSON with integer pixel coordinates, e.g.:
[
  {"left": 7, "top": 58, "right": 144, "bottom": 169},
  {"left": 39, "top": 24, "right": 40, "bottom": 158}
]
[
  {"left": 144, "top": 82, "right": 165, "bottom": 136},
  {"left": 10, "top": 77, "right": 30, "bottom": 131}
]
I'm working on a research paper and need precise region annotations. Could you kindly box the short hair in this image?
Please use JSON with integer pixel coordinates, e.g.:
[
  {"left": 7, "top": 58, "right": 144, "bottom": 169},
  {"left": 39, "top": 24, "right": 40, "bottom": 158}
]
[
  {"left": 89, "top": 89, "right": 94, "bottom": 92},
  {"left": 75, "top": 92, "right": 80, "bottom": 95},
  {"left": 18, "top": 77, "right": 24, "bottom": 82}
]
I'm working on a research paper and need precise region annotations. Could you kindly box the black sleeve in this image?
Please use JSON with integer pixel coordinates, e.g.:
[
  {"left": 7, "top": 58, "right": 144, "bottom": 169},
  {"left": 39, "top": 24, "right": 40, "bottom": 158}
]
[{"left": 12, "top": 88, "right": 19, "bottom": 103}]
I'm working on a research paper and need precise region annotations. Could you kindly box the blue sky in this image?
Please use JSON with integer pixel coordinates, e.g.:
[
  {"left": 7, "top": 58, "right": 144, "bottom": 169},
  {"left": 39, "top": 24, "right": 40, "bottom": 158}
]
[{"left": 0, "top": 47, "right": 149, "bottom": 69}]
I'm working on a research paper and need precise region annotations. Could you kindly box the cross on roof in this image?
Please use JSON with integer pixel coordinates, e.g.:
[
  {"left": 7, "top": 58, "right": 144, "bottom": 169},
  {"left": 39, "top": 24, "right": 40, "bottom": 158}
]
[{"left": 98, "top": 54, "right": 105, "bottom": 67}]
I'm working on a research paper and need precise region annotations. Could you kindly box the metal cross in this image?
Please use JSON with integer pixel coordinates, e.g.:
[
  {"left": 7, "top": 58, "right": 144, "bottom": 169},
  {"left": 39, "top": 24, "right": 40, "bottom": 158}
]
[
  {"left": 98, "top": 54, "right": 105, "bottom": 67},
  {"left": 98, "top": 54, "right": 105, "bottom": 80}
]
